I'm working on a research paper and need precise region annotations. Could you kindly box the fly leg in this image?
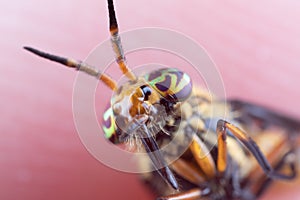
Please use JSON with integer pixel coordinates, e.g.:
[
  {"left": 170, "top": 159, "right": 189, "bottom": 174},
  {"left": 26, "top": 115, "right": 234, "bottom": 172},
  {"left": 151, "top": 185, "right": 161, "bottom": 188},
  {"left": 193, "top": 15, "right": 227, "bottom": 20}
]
[
  {"left": 254, "top": 149, "right": 297, "bottom": 197},
  {"left": 156, "top": 134, "right": 216, "bottom": 200},
  {"left": 157, "top": 188, "right": 210, "bottom": 200},
  {"left": 228, "top": 99, "right": 300, "bottom": 131},
  {"left": 217, "top": 120, "right": 296, "bottom": 180}
]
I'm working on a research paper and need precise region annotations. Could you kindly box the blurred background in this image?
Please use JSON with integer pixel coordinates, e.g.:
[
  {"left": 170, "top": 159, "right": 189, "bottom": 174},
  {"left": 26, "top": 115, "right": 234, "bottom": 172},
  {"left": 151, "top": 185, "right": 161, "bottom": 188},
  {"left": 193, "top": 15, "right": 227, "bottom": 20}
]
[{"left": 1, "top": 0, "right": 300, "bottom": 199}]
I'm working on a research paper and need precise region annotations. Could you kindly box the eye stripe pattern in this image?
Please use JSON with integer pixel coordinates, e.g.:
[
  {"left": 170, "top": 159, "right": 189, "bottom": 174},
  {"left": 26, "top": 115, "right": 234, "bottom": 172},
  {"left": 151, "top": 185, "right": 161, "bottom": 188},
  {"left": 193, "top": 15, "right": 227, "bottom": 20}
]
[
  {"left": 145, "top": 68, "right": 192, "bottom": 102},
  {"left": 103, "top": 107, "right": 118, "bottom": 143}
]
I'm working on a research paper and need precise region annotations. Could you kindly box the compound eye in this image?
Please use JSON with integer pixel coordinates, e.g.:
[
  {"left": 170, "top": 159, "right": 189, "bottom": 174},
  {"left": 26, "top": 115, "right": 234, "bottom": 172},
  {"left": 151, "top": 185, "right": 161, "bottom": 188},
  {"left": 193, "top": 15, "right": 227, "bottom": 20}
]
[
  {"left": 140, "top": 85, "right": 152, "bottom": 101},
  {"left": 146, "top": 68, "right": 192, "bottom": 103}
]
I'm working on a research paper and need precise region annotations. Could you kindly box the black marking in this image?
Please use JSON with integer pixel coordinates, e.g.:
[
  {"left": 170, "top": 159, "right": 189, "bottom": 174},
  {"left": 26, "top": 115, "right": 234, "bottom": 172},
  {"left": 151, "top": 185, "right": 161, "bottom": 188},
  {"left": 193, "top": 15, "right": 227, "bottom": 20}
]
[
  {"left": 148, "top": 70, "right": 162, "bottom": 82},
  {"left": 140, "top": 127, "right": 179, "bottom": 190},
  {"left": 256, "top": 150, "right": 297, "bottom": 197},
  {"left": 107, "top": 0, "right": 118, "bottom": 31},
  {"left": 24, "top": 46, "right": 72, "bottom": 67},
  {"left": 159, "top": 98, "right": 175, "bottom": 114},
  {"left": 141, "top": 85, "right": 152, "bottom": 101},
  {"left": 155, "top": 75, "right": 171, "bottom": 92}
]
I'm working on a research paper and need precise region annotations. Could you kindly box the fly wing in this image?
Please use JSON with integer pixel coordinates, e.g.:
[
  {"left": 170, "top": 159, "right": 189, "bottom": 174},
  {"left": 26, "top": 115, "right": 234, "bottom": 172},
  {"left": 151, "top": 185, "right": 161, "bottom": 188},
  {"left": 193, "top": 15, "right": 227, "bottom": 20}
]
[{"left": 228, "top": 99, "right": 300, "bottom": 132}]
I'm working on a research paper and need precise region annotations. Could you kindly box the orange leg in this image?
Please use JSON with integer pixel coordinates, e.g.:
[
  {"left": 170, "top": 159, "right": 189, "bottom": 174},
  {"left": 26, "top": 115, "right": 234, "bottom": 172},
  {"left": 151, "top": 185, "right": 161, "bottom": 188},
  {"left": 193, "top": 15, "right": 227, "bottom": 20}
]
[
  {"left": 157, "top": 135, "right": 216, "bottom": 200},
  {"left": 157, "top": 188, "right": 209, "bottom": 200},
  {"left": 171, "top": 158, "right": 206, "bottom": 186},
  {"left": 216, "top": 123, "right": 227, "bottom": 174},
  {"left": 217, "top": 119, "right": 296, "bottom": 180},
  {"left": 189, "top": 134, "right": 216, "bottom": 179}
]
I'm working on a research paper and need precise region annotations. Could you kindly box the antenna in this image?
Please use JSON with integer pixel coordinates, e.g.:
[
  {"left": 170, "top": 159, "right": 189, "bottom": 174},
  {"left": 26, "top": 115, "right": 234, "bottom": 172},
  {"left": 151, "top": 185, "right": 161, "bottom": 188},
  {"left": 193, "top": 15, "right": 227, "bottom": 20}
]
[
  {"left": 24, "top": 46, "right": 117, "bottom": 91},
  {"left": 107, "top": 0, "right": 136, "bottom": 80}
]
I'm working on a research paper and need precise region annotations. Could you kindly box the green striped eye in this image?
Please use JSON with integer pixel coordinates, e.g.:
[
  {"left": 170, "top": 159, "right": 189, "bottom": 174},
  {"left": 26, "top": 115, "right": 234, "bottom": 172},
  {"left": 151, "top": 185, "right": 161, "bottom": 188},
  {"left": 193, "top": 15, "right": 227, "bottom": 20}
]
[
  {"left": 102, "top": 107, "right": 118, "bottom": 143},
  {"left": 145, "top": 68, "right": 192, "bottom": 103}
]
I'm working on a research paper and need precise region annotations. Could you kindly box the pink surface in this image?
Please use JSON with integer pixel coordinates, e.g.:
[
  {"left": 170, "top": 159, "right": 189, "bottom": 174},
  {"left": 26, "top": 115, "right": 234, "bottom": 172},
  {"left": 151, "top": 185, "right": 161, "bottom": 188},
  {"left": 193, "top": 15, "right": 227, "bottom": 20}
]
[{"left": 1, "top": 0, "right": 300, "bottom": 200}]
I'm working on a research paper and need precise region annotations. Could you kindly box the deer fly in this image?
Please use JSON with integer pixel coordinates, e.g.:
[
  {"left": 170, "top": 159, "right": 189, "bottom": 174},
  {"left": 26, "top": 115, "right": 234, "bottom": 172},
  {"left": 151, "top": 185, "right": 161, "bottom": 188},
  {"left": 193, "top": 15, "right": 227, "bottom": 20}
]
[{"left": 24, "top": 0, "right": 299, "bottom": 199}]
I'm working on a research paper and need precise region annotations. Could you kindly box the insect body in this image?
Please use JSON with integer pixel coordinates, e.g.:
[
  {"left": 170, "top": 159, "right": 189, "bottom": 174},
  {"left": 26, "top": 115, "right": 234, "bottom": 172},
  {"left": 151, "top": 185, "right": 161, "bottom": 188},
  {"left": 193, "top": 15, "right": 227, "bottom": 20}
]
[
  {"left": 102, "top": 67, "right": 193, "bottom": 189},
  {"left": 139, "top": 87, "right": 299, "bottom": 199},
  {"left": 24, "top": 0, "right": 299, "bottom": 199}
]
